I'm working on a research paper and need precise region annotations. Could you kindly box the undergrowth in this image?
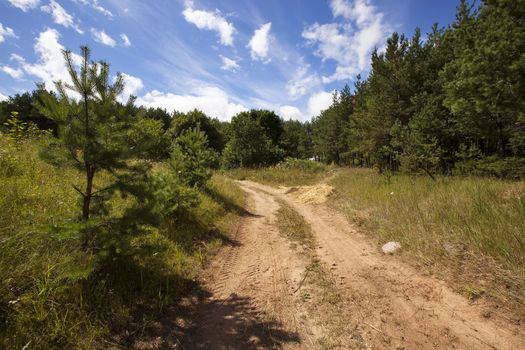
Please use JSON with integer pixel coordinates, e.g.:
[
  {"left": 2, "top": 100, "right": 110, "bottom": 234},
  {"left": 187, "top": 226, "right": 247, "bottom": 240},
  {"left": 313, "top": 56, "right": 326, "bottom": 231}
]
[{"left": 0, "top": 135, "right": 245, "bottom": 349}]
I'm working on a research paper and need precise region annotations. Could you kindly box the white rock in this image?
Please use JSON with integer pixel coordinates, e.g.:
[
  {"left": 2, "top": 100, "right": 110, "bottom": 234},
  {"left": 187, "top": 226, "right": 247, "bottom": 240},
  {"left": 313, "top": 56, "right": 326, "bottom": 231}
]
[{"left": 382, "top": 241, "right": 401, "bottom": 254}]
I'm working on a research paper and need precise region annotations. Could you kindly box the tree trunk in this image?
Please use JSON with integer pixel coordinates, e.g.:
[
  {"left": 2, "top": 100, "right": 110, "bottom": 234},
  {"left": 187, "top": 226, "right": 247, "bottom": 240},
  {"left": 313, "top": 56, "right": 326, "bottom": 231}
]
[
  {"left": 496, "top": 119, "right": 505, "bottom": 159},
  {"left": 82, "top": 165, "right": 95, "bottom": 221}
]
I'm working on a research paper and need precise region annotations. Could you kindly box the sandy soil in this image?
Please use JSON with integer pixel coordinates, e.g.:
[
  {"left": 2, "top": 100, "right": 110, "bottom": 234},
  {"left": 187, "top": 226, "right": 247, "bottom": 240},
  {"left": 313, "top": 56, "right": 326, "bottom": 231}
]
[{"left": 135, "top": 180, "right": 525, "bottom": 349}]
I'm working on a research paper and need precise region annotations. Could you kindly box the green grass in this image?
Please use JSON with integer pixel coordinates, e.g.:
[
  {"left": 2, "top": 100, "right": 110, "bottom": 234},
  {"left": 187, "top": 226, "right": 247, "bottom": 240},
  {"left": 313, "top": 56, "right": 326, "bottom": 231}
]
[
  {"left": 227, "top": 159, "right": 331, "bottom": 187},
  {"left": 328, "top": 168, "right": 525, "bottom": 313},
  {"left": 0, "top": 134, "right": 245, "bottom": 349},
  {"left": 275, "top": 200, "right": 316, "bottom": 250}
]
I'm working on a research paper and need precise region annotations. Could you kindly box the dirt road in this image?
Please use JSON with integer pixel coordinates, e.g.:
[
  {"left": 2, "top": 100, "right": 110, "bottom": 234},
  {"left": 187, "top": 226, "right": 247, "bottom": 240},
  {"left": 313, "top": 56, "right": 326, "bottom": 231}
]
[{"left": 140, "top": 180, "right": 525, "bottom": 349}]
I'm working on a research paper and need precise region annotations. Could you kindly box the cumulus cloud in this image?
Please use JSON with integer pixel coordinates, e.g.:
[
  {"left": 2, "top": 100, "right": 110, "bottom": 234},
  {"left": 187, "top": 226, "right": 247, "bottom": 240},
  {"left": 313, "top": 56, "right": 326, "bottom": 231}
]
[
  {"left": 182, "top": 2, "right": 235, "bottom": 46},
  {"left": 0, "top": 23, "right": 17, "bottom": 44},
  {"left": 118, "top": 73, "right": 143, "bottom": 102},
  {"left": 247, "top": 22, "right": 272, "bottom": 62},
  {"left": 73, "top": 0, "right": 113, "bottom": 18},
  {"left": 15, "top": 28, "right": 82, "bottom": 90},
  {"left": 0, "top": 92, "right": 9, "bottom": 101},
  {"left": 307, "top": 91, "right": 334, "bottom": 117},
  {"left": 1, "top": 65, "right": 24, "bottom": 79},
  {"left": 136, "top": 86, "right": 247, "bottom": 121},
  {"left": 41, "top": 0, "right": 83, "bottom": 34},
  {"left": 286, "top": 64, "right": 320, "bottom": 100},
  {"left": 91, "top": 28, "right": 116, "bottom": 47},
  {"left": 120, "top": 33, "right": 131, "bottom": 47},
  {"left": 7, "top": 0, "right": 40, "bottom": 11},
  {"left": 303, "top": 0, "right": 390, "bottom": 83},
  {"left": 279, "top": 105, "right": 303, "bottom": 121},
  {"left": 220, "top": 55, "right": 240, "bottom": 72}
]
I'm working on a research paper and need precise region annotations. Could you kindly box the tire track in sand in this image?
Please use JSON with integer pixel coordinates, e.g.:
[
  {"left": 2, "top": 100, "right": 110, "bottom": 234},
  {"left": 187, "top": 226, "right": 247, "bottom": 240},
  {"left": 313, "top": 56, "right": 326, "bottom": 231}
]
[{"left": 241, "top": 180, "right": 525, "bottom": 350}]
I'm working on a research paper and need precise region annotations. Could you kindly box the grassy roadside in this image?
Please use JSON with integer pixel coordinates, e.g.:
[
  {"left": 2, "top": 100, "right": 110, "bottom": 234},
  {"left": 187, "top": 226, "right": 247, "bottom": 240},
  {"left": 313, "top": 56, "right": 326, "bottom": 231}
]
[
  {"left": 275, "top": 201, "right": 366, "bottom": 349},
  {"left": 0, "top": 135, "right": 245, "bottom": 349},
  {"left": 327, "top": 168, "right": 525, "bottom": 315},
  {"left": 251, "top": 163, "right": 524, "bottom": 319}
]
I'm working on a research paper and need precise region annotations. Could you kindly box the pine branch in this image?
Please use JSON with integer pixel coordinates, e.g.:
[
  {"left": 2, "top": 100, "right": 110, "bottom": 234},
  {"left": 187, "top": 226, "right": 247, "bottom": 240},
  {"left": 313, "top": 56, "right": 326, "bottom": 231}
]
[{"left": 72, "top": 185, "right": 86, "bottom": 198}]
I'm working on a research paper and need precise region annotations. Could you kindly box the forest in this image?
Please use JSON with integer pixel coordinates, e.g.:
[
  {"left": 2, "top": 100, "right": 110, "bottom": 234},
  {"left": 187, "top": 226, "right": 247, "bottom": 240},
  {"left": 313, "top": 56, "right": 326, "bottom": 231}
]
[{"left": 0, "top": 0, "right": 524, "bottom": 348}]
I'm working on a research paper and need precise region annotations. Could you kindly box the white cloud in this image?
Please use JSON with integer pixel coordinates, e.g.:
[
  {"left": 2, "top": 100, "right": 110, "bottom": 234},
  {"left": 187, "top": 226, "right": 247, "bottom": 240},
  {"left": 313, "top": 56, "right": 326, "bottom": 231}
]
[
  {"left": 73, "top": 0, "right": 113, "bottom": 18},
  {"left": 220, "top": 55, "right": 239, "bottom": 72},
  {"left": 41, "top": 0, "right": 83, "bottom": 34},
  {"left": 0, "top": 23, "right": 17, "bottom": 43},
  {"left": 286, "top": 64, "right": 320, "bottom": 100},
  {"left": 307, "top": 91, "right": 334, "bottom": 117},
  {"left": 0, "top": 92, "right": 9, "bottom": 101},
  {"left": 91, "top": 28, "right": 116, "bottom": 47},
  {"left": 10, "top": 53, "right": 25, "bottom": 63},
  {"left": 302, "top": 0, "right": 390, "bottom": 83},
  {"left": 118, "top": 73, "right": 143, "bottom": 102},
  {"left": 16, "top": 28, "right": 82, "bottom": 90},
  {"left": 279, "top": 105, "right": 303, "bottom": 121},
  {"left": 7, "top": 0, "right": 40, "bottom": 11},
  {"left": 120, "top": 33, "right": 131, "bottom": 47},
  {"left": 1, "top": 65, "right": 24, "bottom": 79},
  {"left": 182, "top": 2, "right": 235, "bottom": 46},
  {"left": 136, "top": 86, "right": 247, "bottom": 121},
  {"left": 247, "top": 22, "right": 272, "bottom": 62}
]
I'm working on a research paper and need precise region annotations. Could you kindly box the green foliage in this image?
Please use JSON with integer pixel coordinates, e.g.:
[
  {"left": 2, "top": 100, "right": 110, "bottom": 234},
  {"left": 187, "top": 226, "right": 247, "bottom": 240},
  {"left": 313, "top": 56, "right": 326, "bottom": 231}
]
[
  {"left": 280, "top": 120, "right": 313, "bottom": 159},
  {"left": 127, "top": 116, "right": 170, "bottom": 160},
  {"left": 442, "top": 0, "right": 524, "bottom": 159},
  {"left": 0, "top": 132, "right": 245, "bottom": 348},
  {"left": 170, "top": 109, "right": 225, "bottom": 152},
  {"left": 2, "top": 111, "right": 42, "bottom": 146},
  {"left": 169, "top": 128, "right": 218, "bottom": 188},
  {"left": 0, "top": 89, "right": 57, "bottom": 133},
  {"left": 312, "top": 85, "right": 353, "bottom": 165},
  {"left": 143, "top": 107, "right": 171, "bottom": 130},
  {"left": 223, "top": 110, "right": 284, "bottom": 168},
  {"left": 310, "top": 0, "right": 525, "bottom": 178}
]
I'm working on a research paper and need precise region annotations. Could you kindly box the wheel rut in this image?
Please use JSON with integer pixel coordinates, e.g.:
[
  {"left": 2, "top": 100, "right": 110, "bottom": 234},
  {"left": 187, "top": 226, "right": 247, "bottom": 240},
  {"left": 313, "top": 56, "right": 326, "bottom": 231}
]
[{"left": 135, "top": 180, "right": 524, "bottom": 350}]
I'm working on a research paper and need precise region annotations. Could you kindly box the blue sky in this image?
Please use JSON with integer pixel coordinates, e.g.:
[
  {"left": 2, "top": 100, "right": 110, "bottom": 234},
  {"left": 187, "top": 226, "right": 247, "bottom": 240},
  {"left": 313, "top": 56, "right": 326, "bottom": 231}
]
[{"left": 0, "top": 0, "right": 459, "bottom": 121}]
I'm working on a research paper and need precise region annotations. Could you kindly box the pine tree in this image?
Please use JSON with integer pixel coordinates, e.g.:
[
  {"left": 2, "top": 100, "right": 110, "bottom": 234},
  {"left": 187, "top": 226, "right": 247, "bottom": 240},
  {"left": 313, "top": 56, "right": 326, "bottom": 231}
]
[
  {"left": 36, "top": 46, "right": 158, "bottom": 244},
  {"left": 442, "top": 0, "right": 524, "bottom": 160}
]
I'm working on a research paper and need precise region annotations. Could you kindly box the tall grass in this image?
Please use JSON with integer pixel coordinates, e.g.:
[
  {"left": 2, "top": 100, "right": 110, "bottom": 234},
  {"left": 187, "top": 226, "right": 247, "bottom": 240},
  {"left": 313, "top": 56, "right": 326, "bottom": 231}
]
[
  {"left": 328, "top": 168, "right": 525, "bottom": 312},
  {"left": 228, "top": 158, "right": 332, "bottom": 186},
  {"left": 0, "top": 135, "right": 245, "bottom": 348}
]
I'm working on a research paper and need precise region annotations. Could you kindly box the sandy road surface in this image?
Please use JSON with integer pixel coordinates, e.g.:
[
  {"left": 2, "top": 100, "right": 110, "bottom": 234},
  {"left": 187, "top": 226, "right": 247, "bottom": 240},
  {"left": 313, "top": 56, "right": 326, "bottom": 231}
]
[{"left": 136, "top": 180, "right": 524, "bottom": 349}]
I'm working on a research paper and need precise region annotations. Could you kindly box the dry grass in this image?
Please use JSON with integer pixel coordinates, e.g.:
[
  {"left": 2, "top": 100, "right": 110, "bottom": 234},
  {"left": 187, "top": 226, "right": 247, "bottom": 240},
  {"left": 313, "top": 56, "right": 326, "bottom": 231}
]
[
  {"left": 252, "top": 164, "right": 524, "bottom": 320},
  {"left": 227, "top": 159, "right": 332, "bottom": 187},
  {"left": 328, "top": 168, "right": 525, "bottom": 317},
  {"left": 275, "top": 201, "right": 366, "bottom": 349}
]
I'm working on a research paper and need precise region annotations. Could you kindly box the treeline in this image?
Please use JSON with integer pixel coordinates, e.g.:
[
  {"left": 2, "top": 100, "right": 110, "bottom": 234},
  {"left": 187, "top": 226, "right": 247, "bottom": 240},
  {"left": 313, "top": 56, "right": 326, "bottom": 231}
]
[
  {"left": 0, "top": 92, "right": 314, "bottom": 167},
  {"left": 313, "top": 0, "right": 525, "bottom": 178}
]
